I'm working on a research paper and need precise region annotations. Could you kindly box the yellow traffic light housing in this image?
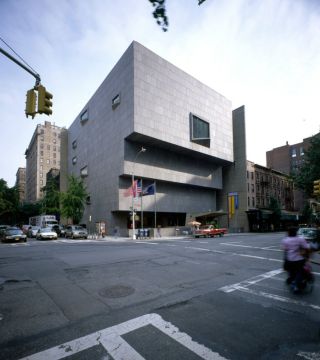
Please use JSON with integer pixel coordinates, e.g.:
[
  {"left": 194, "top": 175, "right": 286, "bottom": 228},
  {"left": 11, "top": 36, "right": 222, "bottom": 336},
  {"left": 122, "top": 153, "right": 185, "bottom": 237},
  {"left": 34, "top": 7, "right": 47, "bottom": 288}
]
[
  {"left": 25, "top": 89, "right": 37, "bottom": 119},
  {"left": 37, "top": 84, "right": 53, "bottom": 115},
  {"left": 313, "top": 179, "right": 320, "bottom": 196}
]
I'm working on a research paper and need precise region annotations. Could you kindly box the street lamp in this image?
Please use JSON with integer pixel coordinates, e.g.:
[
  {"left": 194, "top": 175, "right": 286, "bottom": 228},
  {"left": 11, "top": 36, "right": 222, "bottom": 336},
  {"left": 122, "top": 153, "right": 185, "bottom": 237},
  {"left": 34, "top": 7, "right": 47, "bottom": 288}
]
[{"left": 132, "top": 147, "right": 146, "bottom": 239}]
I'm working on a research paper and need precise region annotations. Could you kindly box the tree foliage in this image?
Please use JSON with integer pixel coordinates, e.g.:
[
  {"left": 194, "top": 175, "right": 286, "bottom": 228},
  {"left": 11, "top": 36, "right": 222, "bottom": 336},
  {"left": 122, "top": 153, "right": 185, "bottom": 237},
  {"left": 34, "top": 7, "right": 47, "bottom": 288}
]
[
  {"left": 0, "top": 179, "right": 19, "bottom": 224},
  {"left": 41, "top": 177, "right": 60, "bottom": 217},
  {"left": 269, "top": 197, "right": 281, "bottom": 230},
  {"left": 294, "top": 136, "right": 320, "bottom": 196},
  {"left": 61, "top": 175, "right": 88, "bottom": 224},
  {"left": 148, "top": 0, "right": 206, "bottom": 32}
]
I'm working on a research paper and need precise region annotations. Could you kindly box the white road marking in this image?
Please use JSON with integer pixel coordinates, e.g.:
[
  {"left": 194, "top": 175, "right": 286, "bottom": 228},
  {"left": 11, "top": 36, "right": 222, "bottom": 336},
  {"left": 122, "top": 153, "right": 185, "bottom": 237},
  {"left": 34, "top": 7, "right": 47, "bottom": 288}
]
[
  {"left": 199, "top": 241, "right": 209, "bottom": 244},
  {"left": 219, "top": 269, "right": 283, "bottom": 293},
  {"left": 135, "top": 241, "right": 158, "bottom": 245},
  {"left": 235, "top": 253, "right": 282, "bottom": 262},
  {"left": 186, "top": 246, "right": 225, "bottom": 254},
  {"left": 186, "top": 247, "right": 211, "bottom": 252},
  {"left": 176, "top": 240, "right": 192, "bottom": 243},
  {"left": 238, "top": 287, "right": 320, "bottom": 311},
  {"left": 20, "top": 313, "right": 227, "bottom": 360},
  {"left": 220, "top": 243, "right": 281, "bottom": 252}
]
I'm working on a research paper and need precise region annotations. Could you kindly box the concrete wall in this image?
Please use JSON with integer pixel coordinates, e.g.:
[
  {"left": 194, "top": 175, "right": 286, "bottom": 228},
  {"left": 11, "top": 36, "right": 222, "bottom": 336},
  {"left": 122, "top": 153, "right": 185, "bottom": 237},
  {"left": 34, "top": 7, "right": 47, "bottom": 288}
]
[
  {"left": 67, "top": 41, "right": 234, "bottom": 234},
  {"left": 219, "top": 106, "right": 249, "bottom": 232}
]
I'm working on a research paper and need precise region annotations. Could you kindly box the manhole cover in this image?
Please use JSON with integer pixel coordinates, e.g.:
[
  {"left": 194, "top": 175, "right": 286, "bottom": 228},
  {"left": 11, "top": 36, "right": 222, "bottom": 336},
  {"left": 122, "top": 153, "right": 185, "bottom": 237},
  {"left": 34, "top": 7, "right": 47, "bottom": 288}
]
[{"left": 99, "top": 285, "right": 135, "bottom": 298}]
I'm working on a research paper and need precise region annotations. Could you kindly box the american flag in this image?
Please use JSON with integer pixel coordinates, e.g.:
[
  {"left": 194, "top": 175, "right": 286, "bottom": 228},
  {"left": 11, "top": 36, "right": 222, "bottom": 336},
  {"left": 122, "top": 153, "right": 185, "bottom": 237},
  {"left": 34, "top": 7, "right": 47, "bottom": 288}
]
[{"left": 134, "top": 179, "right": 142, "bottom": 197}]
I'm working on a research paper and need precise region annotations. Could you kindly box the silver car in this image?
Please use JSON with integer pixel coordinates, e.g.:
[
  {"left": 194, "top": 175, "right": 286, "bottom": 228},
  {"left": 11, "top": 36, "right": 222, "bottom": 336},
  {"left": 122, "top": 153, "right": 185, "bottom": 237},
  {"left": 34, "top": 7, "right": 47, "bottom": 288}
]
[
  {"left": 65, "top": 225, "right": 88, "bottom": 239},
  {"left": 27, "top": 226, "right": 41, "bottom": 238}
]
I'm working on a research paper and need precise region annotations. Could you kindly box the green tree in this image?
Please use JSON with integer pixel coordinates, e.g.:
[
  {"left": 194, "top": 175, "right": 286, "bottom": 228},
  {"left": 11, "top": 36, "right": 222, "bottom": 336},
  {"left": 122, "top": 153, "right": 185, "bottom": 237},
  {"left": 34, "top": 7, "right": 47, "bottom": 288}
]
[
  {"left": 294, "top": 136, "right": 320, "bottom": 196},
  {"left": 41, "top": 177, "right": 60, "bottom": 216},
  {"left": 61, "top": 175, "right": 88, "bottom": 224},
  {"left": 149, "top": 0, "right": 206, "bottom": 31},
  {"left": 0, "top": 179, "right": 19, "bottom": 224},
  {"left": 269, "top": 197, "right": 281, "bottom": 231}
]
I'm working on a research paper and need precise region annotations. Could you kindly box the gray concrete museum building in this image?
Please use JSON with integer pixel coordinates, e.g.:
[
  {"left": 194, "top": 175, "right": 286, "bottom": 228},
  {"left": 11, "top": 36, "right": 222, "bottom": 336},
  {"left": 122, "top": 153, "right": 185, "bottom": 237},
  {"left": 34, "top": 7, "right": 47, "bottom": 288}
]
[{"left": 66, "top": 41, "right": 247, "bottom": 235}]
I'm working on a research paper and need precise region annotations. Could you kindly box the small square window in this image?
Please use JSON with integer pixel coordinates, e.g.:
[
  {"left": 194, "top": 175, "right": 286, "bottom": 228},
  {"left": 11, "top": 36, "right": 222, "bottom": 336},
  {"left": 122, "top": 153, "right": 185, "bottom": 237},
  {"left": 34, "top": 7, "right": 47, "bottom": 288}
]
[
  {"left": 80, "top": 166, "right": 88, "bottom": 177},
  {"left": 112, "top": 94, "right": 121, "bottom": 109},
  {"left": 80, "top": 109, "right": 89, "bottom": 124}
]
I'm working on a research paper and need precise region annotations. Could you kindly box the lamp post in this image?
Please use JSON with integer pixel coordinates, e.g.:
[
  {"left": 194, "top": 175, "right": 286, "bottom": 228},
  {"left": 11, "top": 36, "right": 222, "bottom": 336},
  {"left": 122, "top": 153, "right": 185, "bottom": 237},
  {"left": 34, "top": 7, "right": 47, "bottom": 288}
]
[{"left": 132, "top": 147, "right": 146, "bottom": 239}]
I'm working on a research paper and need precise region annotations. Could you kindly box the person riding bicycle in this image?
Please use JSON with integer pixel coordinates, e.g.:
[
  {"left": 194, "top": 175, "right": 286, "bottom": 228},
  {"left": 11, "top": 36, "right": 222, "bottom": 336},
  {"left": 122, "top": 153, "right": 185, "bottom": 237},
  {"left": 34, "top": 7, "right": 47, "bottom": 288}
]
[{"left": 281, "top": 226, "right": 310, "bottom": 293}]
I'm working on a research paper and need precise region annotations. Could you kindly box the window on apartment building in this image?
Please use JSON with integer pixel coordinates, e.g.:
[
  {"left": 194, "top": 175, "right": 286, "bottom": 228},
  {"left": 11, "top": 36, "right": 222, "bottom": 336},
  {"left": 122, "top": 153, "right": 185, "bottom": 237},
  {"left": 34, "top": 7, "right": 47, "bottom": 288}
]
[
  {"left": 53, "top": 139, "right": 56, "bottom": 144},
  {"left": 72, "top": 156, "right": 77, "bottom": 165},
  {"left": 72, "top": 140, "right": 77, "bottom": 149},
  {"left": 248, "top": 197, "right": 250, "bottom": 207},
  {"left": 247, "top": 171, "right": 249, "bottom": 179},
  {"left": 53, "top": 160, "right": 56, "bottom": 165},
  {"left": 40, "top": 143, "right": 44, "bottom": 149},
  {"left": 80, "top": 109, "right": 89, "bottom": 124},
  {"left": 53, "top": 132, "right": 56, "bottom": 137},
  {"left": 40, "top": 180, "right": 43, "bottom": 185},
  {"left": 112, "top": 94, "right": 121, "bottom": 109},
  {"left": 47, "top": 159, "right": 50, "bottom": 164},
  {"left": 40, "top": 158, "right": 43, "bottom": 163},
  {"left": 40, "top": 173, "right": 43, "bottom": 178},
  {"left": 53, "top": 153, "right": 56, "bottom": 158},
  {"left": 40, "top": 165, "right": 43, "bottom": 170},
  {"left": 40, "top": 151, "right": 43, "bottom": 156},
  {"left": 300, "top": 147, "right": 304, "bottom": 156},
  {"left": 80, "top": 165, "right": 88, "bottom": 177},
  {"left": 47, "top": 145, "right": 50, "bottom": 150},
  {"left": 40, "top": 136, "right": 44, "bottom": 141},
  {"left": 252, "top": 197, "right": 255, "bottom": 207},
  {"left": 190, "top": 114, "right": 210, "bottom": 147},
  {"left": 53, "top": 146, "right": 56, "bottom": 151},
  {"left": 251, "top": 172, "right": 254, "bottom": 180},
  {"left": 251, "top": 183, "right": 254, "bottom": 192},
  {"left": 247, "top": 183, "right": 249, "bottom": 192},
  {"left": 291, "top": 148, "right": 297, "bottom": 157}
]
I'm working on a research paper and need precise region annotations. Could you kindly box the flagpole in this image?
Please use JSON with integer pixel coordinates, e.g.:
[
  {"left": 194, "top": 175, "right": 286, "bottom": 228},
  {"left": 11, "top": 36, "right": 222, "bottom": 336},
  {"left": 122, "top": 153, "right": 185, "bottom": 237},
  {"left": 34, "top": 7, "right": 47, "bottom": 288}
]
[
  {"left": 141, "top": 179, "right": 143, "bottom": 230},
  {"left": 154, "top": 181, "right": 157, "bottom": 229}
]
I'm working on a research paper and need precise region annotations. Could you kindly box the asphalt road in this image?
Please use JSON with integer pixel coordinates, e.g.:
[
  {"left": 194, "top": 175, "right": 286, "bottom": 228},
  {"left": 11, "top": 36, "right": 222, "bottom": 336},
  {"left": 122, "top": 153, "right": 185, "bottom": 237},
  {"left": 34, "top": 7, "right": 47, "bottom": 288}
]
[{"left": 0, "top": 233, "right": 319, "bottom": 360}]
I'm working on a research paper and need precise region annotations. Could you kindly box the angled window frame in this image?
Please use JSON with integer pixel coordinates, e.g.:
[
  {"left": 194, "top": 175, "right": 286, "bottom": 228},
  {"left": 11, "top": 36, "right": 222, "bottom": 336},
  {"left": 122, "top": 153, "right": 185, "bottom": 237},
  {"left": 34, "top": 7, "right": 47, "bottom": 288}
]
[
  {"left": 190, "top": 113, "right": 210, "bottom": 148},
  {"left": 80, "top": 109, "right": 89, "bottom": 124}
]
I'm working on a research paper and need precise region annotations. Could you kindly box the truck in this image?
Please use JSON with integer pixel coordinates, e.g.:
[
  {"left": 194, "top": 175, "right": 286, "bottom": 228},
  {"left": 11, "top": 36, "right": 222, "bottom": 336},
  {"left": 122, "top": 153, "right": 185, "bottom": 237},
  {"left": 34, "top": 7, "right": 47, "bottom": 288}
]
[
  {"left": 194, "top": 225, "right": 227, "bottom": 238},
  {"left": 29, "top": 215, "right": 58, "bottom": 228}
]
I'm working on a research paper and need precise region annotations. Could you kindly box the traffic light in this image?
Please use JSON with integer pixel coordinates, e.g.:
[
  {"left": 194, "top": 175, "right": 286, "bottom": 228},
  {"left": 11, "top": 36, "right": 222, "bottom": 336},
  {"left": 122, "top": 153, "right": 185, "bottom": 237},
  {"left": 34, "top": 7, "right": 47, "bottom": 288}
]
[
  {"left": 37, "top": 84, "right": 53, "bottom": 115},
  {"left": 313, "top": 180, "right": 320, "bottom": 196},
  {"left": 25, "top": 89, "right": 37, "bottom": 119}
]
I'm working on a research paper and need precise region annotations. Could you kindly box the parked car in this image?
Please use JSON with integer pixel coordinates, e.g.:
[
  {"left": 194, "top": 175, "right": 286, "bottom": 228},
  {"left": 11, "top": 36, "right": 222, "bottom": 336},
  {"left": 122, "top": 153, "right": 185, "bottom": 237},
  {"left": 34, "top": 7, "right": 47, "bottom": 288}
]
[
  {"left": 1, "top": 227, "right": 27, "bottom": 243},
  {"left": 51, "top": 224, "right": 66, "bottom": 238},
  {"left": 0, "top": 225, "right": 9, "bottom": 237},
  {"left": 22, "top": 224, "right": 31, "bottom": 234},
  {"left": 298, "top": 227, "right": 320, "bottom": 250},
  {"left": 65, "top": 225, "right": 88, "bottom": 239},
  {"left": 36, "top": 227, "right": 58, "bottom": 240},
  {"left": 27, "top": 226, "right": 41, "bottom": 238}
]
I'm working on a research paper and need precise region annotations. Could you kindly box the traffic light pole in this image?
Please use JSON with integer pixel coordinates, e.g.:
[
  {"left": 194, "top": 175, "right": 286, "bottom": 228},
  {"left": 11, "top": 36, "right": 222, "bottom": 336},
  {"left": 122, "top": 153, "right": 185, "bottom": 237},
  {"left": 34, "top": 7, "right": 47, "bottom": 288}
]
[{"left": 0, "top": 46, "right": 41, "bottom": 86}]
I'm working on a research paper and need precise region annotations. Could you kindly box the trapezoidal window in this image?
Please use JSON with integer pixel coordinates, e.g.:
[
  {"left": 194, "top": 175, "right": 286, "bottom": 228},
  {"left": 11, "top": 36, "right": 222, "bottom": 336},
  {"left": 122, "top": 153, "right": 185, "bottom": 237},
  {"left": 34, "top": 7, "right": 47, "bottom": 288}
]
[{"left": 190, "top": 113, "right": 210, "bottom": 148}]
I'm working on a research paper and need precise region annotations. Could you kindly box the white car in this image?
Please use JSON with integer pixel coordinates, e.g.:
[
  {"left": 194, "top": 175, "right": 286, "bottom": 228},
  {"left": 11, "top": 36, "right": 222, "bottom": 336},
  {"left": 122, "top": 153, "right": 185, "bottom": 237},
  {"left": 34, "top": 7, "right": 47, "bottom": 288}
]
[{"left": 36, "top": 227, "right": 58, "bottom": 240}]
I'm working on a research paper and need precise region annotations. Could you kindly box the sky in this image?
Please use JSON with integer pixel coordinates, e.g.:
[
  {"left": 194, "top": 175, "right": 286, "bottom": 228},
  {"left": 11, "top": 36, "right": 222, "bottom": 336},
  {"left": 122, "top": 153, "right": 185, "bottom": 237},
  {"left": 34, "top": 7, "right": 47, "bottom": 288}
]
[{"left": 1, "top": 0, "right": 320, "bottom": 187}]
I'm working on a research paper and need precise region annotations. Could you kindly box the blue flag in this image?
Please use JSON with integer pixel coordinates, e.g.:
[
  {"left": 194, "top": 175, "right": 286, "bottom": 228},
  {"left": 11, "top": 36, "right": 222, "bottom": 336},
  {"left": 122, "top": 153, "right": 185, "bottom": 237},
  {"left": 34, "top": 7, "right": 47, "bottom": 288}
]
[{"left": 142, "top": 183, "right": 155, "bottom": 196}]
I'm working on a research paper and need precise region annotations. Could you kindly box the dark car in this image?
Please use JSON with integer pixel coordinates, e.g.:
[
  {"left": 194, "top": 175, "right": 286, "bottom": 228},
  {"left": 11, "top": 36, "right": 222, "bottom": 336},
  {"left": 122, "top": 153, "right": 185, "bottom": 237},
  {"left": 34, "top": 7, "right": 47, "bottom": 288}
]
[
  {"left": 51, "top": 224, "right": 66, "bottom": 238},
  {"left": 1, "top": 227, "right": 27, "bottom": 243}
]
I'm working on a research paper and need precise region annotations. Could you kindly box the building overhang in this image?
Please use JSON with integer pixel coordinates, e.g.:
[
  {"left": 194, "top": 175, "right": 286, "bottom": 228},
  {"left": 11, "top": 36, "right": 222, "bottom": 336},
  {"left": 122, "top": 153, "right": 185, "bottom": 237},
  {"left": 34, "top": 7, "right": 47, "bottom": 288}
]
[{"left": 125, "top": 132, "right": 232, "bottom": 167}]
